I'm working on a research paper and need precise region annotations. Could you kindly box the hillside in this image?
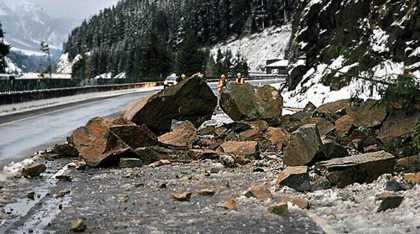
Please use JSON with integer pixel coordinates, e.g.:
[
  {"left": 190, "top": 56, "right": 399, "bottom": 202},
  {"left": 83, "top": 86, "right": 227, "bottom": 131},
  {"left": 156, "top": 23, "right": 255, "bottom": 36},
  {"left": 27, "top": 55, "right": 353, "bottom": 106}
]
[
  {"left": 284, "top": 0, "right": 420, "bottom": 107},
  {"left": 62, "top": 0, "right": 296, "bottom": 80}
]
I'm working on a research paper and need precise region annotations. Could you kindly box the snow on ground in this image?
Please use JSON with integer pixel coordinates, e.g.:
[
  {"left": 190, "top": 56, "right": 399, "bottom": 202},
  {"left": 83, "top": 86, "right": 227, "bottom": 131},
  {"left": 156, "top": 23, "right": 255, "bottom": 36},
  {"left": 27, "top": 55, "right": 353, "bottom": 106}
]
[
  {"left": 280, "top": 57, "right": 414, "bottom": 108},
  {"left": 56, "top": 53, "right": 82, "bottom": 74},
  {"left": 211, "top": 25, "right": 292, "bottom": 72},
  {"left": 5, "top": 57, "right": 22, "bottom": 74},
  {"left": 0, "top": 86, "right": 162, "bottom": 117}
]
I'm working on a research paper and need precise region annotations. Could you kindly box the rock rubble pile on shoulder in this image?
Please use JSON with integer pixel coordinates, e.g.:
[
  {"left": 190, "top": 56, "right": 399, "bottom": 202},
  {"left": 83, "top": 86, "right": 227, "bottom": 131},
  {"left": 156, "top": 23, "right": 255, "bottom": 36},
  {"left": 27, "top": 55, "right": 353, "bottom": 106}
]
[{"left": 49, "top": 76, "right": 420, "bottom": 217}]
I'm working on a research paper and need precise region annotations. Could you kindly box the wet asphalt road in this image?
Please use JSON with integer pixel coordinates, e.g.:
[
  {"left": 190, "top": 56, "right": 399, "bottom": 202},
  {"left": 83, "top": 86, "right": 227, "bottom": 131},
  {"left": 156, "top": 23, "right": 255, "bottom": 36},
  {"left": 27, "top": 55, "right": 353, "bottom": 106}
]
[{"left": 0, "top": 80, "right": 282, "bottom": 168}]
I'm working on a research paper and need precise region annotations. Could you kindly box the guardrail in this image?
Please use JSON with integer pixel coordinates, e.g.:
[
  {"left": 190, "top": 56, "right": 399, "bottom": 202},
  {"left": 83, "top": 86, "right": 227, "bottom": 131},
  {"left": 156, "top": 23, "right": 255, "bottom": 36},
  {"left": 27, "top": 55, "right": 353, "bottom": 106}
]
[{"left": 0, "top": 82, "right": 162, "bottom": 106}]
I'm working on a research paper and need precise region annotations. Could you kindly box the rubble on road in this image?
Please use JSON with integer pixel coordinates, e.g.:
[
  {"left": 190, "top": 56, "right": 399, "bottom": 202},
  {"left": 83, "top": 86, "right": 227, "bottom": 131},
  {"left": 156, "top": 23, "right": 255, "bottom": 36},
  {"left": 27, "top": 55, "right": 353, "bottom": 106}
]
[{"left": 21, "top": 162, "right": 46, "bottom": 178}]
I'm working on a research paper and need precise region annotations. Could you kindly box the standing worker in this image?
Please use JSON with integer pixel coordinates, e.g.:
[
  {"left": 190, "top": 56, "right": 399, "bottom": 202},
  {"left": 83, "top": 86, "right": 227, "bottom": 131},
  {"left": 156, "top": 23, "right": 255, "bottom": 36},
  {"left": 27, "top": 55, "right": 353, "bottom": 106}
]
[
  {"left": 235, "top": 73, "right": 245, "bottom": 84},
  {"left": 217, "top": 74, "right": 228, "bottom": 110}
]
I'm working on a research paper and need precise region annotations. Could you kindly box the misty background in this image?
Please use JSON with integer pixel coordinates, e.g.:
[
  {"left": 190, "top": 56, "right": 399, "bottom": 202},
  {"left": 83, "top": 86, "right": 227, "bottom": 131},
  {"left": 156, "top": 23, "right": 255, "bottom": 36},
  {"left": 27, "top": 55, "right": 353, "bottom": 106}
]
[{"left": 35, "top": 0, "right": 121, "bottom": 19}]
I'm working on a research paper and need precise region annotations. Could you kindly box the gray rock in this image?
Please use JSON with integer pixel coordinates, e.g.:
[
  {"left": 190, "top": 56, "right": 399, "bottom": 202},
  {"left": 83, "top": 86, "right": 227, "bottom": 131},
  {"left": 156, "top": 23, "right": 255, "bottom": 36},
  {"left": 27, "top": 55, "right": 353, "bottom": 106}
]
[
  {"left": 22, "top": 163, "right": 47, "bottom": 178},
  {"left": 283, "top": 124, "right": 322, "bottom": 166},
  {"left": 376, "top": 192, "right": 404, "bottom": 212},
  {"left": 119, "top": 158, "right": 144, "bottom": 168}
]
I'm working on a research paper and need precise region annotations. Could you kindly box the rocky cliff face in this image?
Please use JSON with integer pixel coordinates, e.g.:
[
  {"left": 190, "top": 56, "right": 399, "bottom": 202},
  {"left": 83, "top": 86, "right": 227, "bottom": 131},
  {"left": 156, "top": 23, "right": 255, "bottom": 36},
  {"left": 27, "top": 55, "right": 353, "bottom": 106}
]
[{"left": 287, "top": 0, "right": 420, "bottom": 91}]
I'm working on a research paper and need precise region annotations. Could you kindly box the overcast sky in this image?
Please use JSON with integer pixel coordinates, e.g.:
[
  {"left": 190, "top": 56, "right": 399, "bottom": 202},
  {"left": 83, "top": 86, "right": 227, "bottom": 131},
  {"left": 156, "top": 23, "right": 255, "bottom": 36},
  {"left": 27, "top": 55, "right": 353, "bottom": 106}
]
[{"left": 36, "top": 0, "right": 121, "bottom": 19}]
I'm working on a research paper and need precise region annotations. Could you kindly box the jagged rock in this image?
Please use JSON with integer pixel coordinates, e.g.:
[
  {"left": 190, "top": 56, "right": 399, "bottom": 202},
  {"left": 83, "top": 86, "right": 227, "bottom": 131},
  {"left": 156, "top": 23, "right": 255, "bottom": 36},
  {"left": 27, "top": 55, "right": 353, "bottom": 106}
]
[
  {"left": 268, "top": 203, "right": 288, "bottom": 216},
  {"left": 70, "top": 217, "right": 87, "bottom": 232},
  {"left": 134, "top": 147, "right": 165, "bottom": 165},
  {"left": 223, "top": 198, "right": 237, "bottom": 210},
  {"left": 403, "top": 173, "right": 420, "bottom": 185},
  {"left": 123, "top": 76, "right": 217, "bottom": 134},
  {"left": 378, "top": 112, "right": 420, "bottom": 144},
  {"left": 319, "top": 139, "right": 349, "bottom": 160},
  {"left": 189, "top": 149, "right": 220, "bottom": 160},
  {"left": 303, "top": 102, "right": 317, "bottom": 112},
  {"left": 239, "top": 128, "right": 262, "bottom": 140},
  {"left": 158, "top": 121, "right": 197, "bottom": 148},
  {"left": 110, "top": 123, "right": 158, "bottom": 148},
  {"left": 220, "top": 83, "right": 283, "bottom": 122},
  {"left": 22, "top": 163, "right": 46, "bottom": 178},
  {"left": 69, "top": 117, "right": 134, "bottom": 167},
  {"left": 248, "top": 120, "right": 270, "bottom": 131},
  {"left": 219, "top": 141, "right": 259, "bottom": 164},
  {"left": 52, "top": 144, "right": 79, "bottom": 157},
  {"left": 276, "top": 166, "right": 311, "bottom": 192},
  {"left": 245, "top": 184, "right": 272, "bottom": 201},
  {"left": 384, "top": 180, "right": 407, "bottom": 192},
  {"left": 307, "top": 117, "right": 335, "bottom": 137},
  {"left": 264, "top": 127, "right": 289, "bottom": 150},
  {"left": 283, "top": 124, "right": 322, "bottom": 166},
  {"left": 376, "top": 192, "right": 404, "bottom": 212},
  {"left": 349, "top": 100, "right": 387, "bottom": 128},
  {"left": 119, "top": 158, "right": 144, "bottom": 168},
  {"left": 171, "top": 192, "right": 192, "bottom": 202},
  {"left": 316, "top": 151, "right": 396, "bottom": 188},
  {"left": 315, "top": 99, "right": 352, "bottom": 118},
  {"left": 279, "top": 196, "right": 310, "bottom": 209},
  {"left": 335, "top": 115, "right": 354, "bottom": 137},
  {"left": 223, "top": 122, "right": 251, "bottom": 133}
]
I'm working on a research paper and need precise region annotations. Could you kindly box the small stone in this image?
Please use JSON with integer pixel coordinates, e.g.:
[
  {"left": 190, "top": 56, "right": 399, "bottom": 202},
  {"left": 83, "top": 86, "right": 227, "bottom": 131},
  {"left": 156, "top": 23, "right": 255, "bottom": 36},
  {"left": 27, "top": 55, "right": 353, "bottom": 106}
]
[
  {"left": 150, "top": 160, "right": 171, "bottom": 168},
  {"left": 198, "top": 189, "right": 216, "bottom": 196},
  {"left": 279, "top": 196, "right": 310, "bottom": 209},
  {"left": 245, "top": 184, "right": 272, "bottom": 201},
  {"left": 22, "top": 163, "right": 47, "bottom": 178},
  {"left": 223, "top": 198, "right": 237, "bottom": 210},
  {"left": 220, "top": 155, "right": 236, "bottom": 168},
  {"left": 119, "top": 158, "right": 144, "bottom": 168},
  {"left": 276, "top": 166, "right": 311, "bottom": 192},
  {"left": 70, "top": 217, "right": 87, "bottom": 232},
  {"left": 268, "top": 203, "right": 288, "bottom": 216},
  {"left": 171, "top": 192, "right": 192, "bottom": 202},
  {"left": 403, "top": 173, "right": 420, "bottom": 184},
  {"left": 52, "top": 144, "right": 79, "bottom": 157},
  {"left": 27, "top": 192, "right": 36, "bottom": 200},
  {"left": 376, "top": 192, "right": 404, "bottom": 212},
  {"left": 159, "top": 183, "right": 167, "bottom": 189},
  {"left": 56, "top": 174, "right": 72, "bottom": 182},
  {"left": 55, "top": 190, "right": 71, "bottom": 198},
  {"left": 385, "top": 180, "right": 407, "bottom": 192}
]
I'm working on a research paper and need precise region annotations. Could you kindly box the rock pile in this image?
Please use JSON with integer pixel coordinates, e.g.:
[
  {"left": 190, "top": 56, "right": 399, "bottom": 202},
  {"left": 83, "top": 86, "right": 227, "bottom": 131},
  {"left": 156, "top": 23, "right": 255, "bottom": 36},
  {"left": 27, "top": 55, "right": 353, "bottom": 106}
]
[{"left": 51, "top": 77, "right": 420, "bottom": 216}]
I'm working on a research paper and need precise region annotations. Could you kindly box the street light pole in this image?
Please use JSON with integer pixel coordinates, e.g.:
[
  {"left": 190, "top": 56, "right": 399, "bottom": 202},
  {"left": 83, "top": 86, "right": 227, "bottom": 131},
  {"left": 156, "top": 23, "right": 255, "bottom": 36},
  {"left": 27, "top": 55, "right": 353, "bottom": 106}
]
[{"left": 40, "top": 41, "right": 52, "bottom": 79}]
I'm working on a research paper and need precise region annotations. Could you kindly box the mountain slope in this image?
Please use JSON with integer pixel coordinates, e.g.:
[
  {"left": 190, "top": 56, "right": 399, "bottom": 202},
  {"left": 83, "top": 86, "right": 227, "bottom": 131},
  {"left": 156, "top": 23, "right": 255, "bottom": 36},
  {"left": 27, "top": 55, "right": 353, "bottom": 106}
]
[
  {"left": 0, "top": 0, "right": 78, "bottom": 52},
  {"left": 63, "top": 0, "right": 296, "bottom": 79},
  {"left": 282, "top": 0, "right": 420, "bottom": 107}
]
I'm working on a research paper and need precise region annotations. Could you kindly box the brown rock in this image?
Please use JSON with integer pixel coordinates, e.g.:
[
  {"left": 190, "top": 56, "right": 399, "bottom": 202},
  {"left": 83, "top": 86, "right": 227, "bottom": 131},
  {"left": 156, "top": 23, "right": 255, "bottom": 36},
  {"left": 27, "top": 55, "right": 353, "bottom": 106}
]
[
  {"left": 52, "top": 144, "right": 79, "bottom": 157},
  {"left": 22, "top": 163, "right": 46, "bottom": 178},
  {"left": 316, "top": 151, "right": 396, "bottom": 188},
  {"left": 110, "top": 123, "right": 157, "bottom": 148},
  {"left": 316, "top": 99, "right": 352, "bottom": 117},
  {"left": 123, "top": 76, "right": 217, "bottom": 134},
  {"left": 283, "top": 124, "right": 322, "bottom": 166},
  {"left": 171, "top": 192, "right": 192, "bottom": 202},
  {"left": 349, "top": 100, "right": 387, "bottom": 128},
  {"left": 223, "top": 198, "right": 237, "bottom": 210},
  {"left": 403, "top": 173, "right": 420, "bottom": 184},
  {"left": 319, "top": 139, "right": 349, "bottom": 160},
  {"left": 69, "top": 117, "right": 130, "bottom": 167},
  {"left": 248, "top": 120, "right": 270, "bottom": 132},
  {"left": 219, "top": 141, "right": 259, "bottom": 163},
  {"left": 378, "top": 112, "right": 420, "bottom": 144},
  {"left": 149, "top": 159, "right": 171, "bottom": 168},
  {"left": 239, "top": 128, "right": 262, "bottom": 140},
  {"left": 279, "top": 196, "right": 310, "bottom": 209},
  {"left": 276, "top": 166, "right": 311, "bottom": 192},
  {"left": 198, "top": 189, "right": 216, "bottom": 196},
  {"left": 335, "top": 115, "right": 354, "bottom": 137},
  {"left": 158, "top": 121, "right": 197, "bottom": 148},
  {"left": 268, "top": 202, "right": 288, "bottom": 216},
  {"left": 245, "top": 184, "right": 272, "bottom": 201},
  {"left": 307, "top": 117, "right": 335, "bottom": 137},
  {"left": 265, "top": 127, "right": 289, "bottom": 150}
]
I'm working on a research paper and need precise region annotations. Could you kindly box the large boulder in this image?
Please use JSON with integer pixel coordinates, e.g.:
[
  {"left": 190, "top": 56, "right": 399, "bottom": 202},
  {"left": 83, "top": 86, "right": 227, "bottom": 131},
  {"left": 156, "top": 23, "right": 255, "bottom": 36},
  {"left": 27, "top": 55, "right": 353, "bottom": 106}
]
[
  {"left": 123, "top": 76, "right": 217, "bottom": 134},
  {"left": 220, "top": 83, "right": 283, "bottom": 122},
  {"left": 316, "top": 151, "right": 396, "bottom": 188},
  {"left": 219, "top": 141, "right": 259, "bottom": 164},
  {"left": 158, "top": 121, "right": 197, "bottom": 148},
  {"left": 283, "top": 124, "right": 323, "bottom": 166},
  {"left": 69, "top": 117, "right": 157, "bottom": 167}
]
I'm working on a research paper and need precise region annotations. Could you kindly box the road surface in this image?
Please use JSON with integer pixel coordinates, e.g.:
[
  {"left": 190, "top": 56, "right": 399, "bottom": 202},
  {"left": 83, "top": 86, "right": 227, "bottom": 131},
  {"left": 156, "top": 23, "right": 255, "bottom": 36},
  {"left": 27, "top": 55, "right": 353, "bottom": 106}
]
[{"left": 0, "top": 80, "right": 283, "bottom": 168}]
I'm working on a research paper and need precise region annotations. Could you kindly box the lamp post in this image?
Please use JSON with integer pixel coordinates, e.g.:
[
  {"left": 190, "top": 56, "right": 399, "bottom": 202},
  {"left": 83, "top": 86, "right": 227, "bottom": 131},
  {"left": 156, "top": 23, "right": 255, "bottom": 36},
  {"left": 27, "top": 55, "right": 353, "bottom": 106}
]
[{"left": 40, "top": 41, "right": 52, "bottom": 79}]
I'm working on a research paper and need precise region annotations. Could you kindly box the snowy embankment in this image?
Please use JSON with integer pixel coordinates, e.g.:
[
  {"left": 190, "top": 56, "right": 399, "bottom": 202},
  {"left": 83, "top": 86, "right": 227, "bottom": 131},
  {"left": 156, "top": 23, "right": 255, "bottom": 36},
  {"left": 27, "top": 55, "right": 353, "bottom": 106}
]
[
  {"left": 211, "top": 25, "right": 292, "bottom": 72},
  {"left": 0, "top": 86, "right": 162, "bottom": 117}
]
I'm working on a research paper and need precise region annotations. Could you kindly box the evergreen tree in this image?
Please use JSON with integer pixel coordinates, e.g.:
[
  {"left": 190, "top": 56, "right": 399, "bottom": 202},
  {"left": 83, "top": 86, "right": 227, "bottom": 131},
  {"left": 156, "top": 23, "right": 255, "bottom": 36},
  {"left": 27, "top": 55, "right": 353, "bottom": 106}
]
[
  {"left": 0, "top": 22, "right": 10, "bottom": 73},
  {"left": 176, "top": 31, "right": 207, "bottom": 76}
]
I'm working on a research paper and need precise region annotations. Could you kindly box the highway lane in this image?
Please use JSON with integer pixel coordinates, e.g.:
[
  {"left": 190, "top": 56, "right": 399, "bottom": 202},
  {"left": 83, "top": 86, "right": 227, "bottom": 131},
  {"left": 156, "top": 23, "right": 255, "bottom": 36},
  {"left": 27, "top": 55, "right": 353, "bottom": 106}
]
[{"left": 0, "top": 79, "right": 282, "bottom": 168}]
